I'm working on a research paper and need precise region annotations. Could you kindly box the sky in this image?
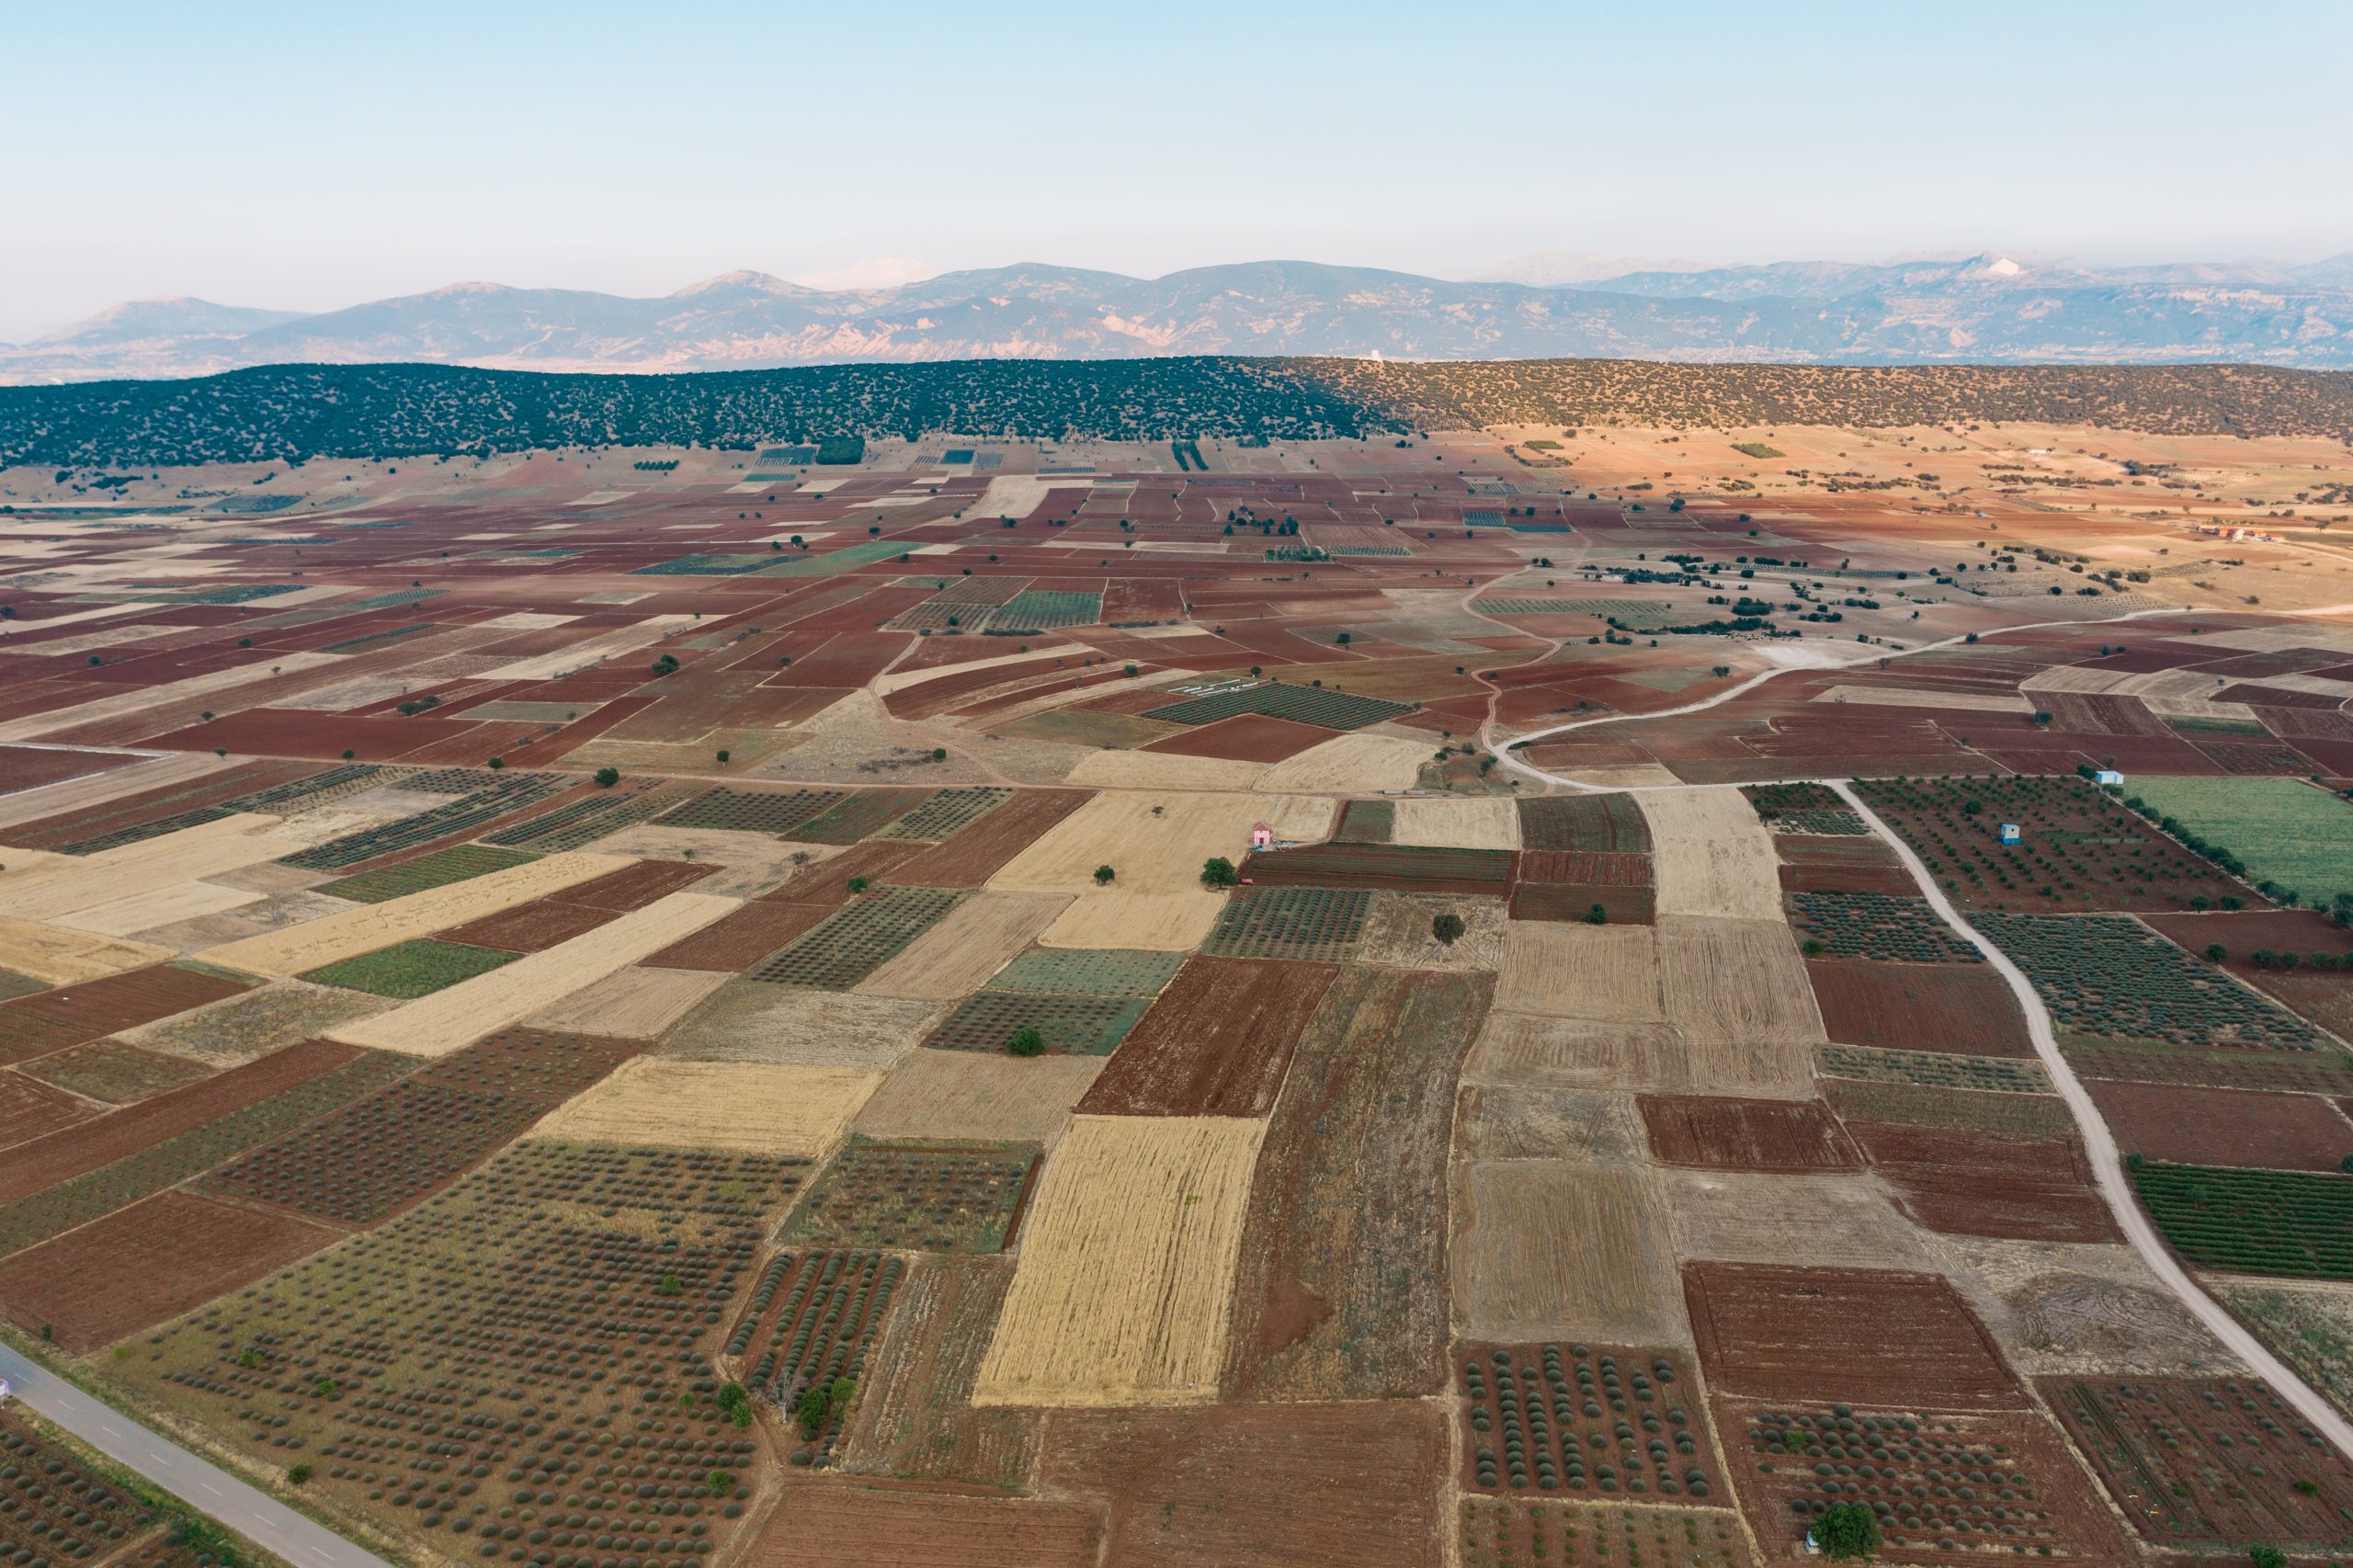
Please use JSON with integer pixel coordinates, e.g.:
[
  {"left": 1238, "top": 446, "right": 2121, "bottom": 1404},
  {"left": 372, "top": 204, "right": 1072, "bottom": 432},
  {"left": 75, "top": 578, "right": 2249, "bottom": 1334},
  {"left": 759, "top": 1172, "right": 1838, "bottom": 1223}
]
[{"left": 6, "top": 0, "right": 2350, "bottom": 341}]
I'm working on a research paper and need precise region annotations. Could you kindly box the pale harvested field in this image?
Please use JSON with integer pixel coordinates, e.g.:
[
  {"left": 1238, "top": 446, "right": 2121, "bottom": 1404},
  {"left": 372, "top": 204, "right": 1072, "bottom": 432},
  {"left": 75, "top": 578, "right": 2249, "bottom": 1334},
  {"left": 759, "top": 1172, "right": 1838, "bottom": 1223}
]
[
  {"left": 0, "top": 917, "right": 171, "bottom": 985},
  {"left": 659, "top": 983, "right": 944, "bottom": 1069},
  {"left": 1947, "top": 1237, "right": 2239, "bottom": 1377},
  {"left": 1555, "top": 764, "right": 1684, "bottom": 788},
  {"left": 1815, "top": 685, "right": 2031, "bottom": 713},
  {"left": 533, "top": 1058, "right": 878, "bottom": 1156},
  {"left": 1391, "top": 796, "right": 1520, "bottom": 850},
  {"left": 1494, "top": 924, "right": 1663, "bottom": 1020},
  {"left": 1661, "top": 1170, "right": 1936, "bottom": 1270},
  {"left": 1254, "top": 733, "right": 1430, "bottom": 793},
  {"left": 1640, "top": 787, "right": 1783, "bottom": 919},
  {"left": 1654, "top": 915, "right": 1825, "bottom": 1050},
  {"left": 990, "top": 790, "right": 1273, "bottom": 896},
  {"left": 525, "top": 965, "right": 730, "bottom": 1040},
  {"left": 54, "top": 880, "right": 262, "bottom": 938},
  {"left": 120, "top": 980, "right": 394, "bottom": 1066},
  {"left": 1358, "top": 892, "right": 1509, "bottom": 971},
  {"left": 1, "top": 816, "right": 303, "bottom": 921},
  {"left": 1457, "top": 1085, "right": 1649, "bottom": 1164},
  {"left": 600, "top": 826, "right": 834, "bottom": 896},
  {"left": 1263, "top": 794, "right": 1336, "bottom": 842},
  {"left": 0, "top": 752, "right": 233, "bottom": 831},
  {"left": 855, "top": 892, "right": 1069, "bottom": 999},
  {"left": 854, "top": 1050, "right": 1106, "bottom": 1142},
  {"left": 331, "top": 891, "right": 735, "bottom": 1056},
  {"left": 1452, "top": 1162, "right": 1688, "bottom": 1345},
  {"left": 1035, "top": 890, "right": 1223, "bottom": 951},
  {"left": 137, "top": 890, "right": 352, "bottom": 953},
  {"left": 202, "top": 852, "right": 631, "bottom": 975},
  {"left": 1468, "top": 1012, "right": 1813, "bottom": 1097},
  {"left": 974, "top": 1115, "right": 1262, "bottom": 1407},
  {"left": 1062, "top": 750, "right": 1266, "bottom": 792}
]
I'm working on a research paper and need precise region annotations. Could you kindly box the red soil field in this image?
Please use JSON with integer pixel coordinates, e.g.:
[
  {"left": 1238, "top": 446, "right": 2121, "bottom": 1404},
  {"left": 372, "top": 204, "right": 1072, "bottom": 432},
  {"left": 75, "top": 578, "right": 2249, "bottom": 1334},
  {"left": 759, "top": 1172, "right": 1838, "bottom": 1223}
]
[
  {"left": 1141, "top": 713, "right": 1327, "bottom": 762},
  {"left": 1638, "top": 1096, "right": 1862, "bottom": 1172},
  {"left": 1036, "top": 1401, "right": 1447, "bottom": 1568},
  {"left": 557, "top": 858, "right": 718, "bottom": 909},
  {"left": 769, "top": 632, "right": 911, "bottom": 688},
  {"left": 0, "top": 1073, "right": 98, "bottom": 1148},
  {"left": 1847, "top": 1122, "right": 2119, "bottom": 1243},
  {"left": 1076, "top": 957, "right": 1339, "bottom": 1117},
  {"left": 2140, "top": 909, "right": 2353, "bottom": 977},
  {"left": 1518, "top": 850, "right": 1654, "bottom": 887},
  {"left": 1510, "top": 883, "right": 1655, "bottom": 924},
  {"left": 883, "top": 654, "right": 1077, "bottom": 720},
  {"left": 887, "top": 790, "right": 1091, "bottom": 888},
  {"left": 2086, "top": 1080, "right": 2353, "bottom": 1172},
  {"left": 1682, "top": 1263, "right": 2027, "bottom": 1409},
  {"left": 0, "top": 1037, "right": 361, "bottom": 1204},
  {"left": 6, "top": 963, "right": 255, "bottom": 1042},
  {"left": 0, "top": 744, "right": 134, "bottom": 791},
  {"left": 1776, "top": 846, "right": 1921, "bottom": 898},
  {"left": 737, "top": 1484, "right": 1098, "bottom": 1568},
  {"left": 1806, "top": 961, "right": 2034, "bottom": 1057},
  {"left": 1102, "top": 578, "right": 1188, "bottom": 622},
  {"left": 1242, "top": 842, "right": 1517, "bottom": 896},
  {"left": 437, "top": 900, "right": 615, "bottom": 953},
  {"left": 641, "top": 900, "right": 830, "bottom": 971},
  {"left": 0, "top": 1189, "right": 337, "bottom": 1350}
]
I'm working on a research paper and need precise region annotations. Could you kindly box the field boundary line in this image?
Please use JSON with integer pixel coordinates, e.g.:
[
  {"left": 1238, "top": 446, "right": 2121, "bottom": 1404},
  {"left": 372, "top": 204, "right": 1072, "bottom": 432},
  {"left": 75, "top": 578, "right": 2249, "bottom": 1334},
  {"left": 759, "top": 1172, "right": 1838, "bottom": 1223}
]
[{"left": 1831, "top": 778, "right": 2353, "bottom": 1462}]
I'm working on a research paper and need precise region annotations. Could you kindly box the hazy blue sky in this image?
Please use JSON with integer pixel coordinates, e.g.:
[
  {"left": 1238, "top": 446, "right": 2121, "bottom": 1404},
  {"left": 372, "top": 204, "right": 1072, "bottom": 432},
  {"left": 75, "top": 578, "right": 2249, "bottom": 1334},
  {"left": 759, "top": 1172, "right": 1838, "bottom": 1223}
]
[{"left": 7, "top": 0, "right": 2349, "bottom": 340}]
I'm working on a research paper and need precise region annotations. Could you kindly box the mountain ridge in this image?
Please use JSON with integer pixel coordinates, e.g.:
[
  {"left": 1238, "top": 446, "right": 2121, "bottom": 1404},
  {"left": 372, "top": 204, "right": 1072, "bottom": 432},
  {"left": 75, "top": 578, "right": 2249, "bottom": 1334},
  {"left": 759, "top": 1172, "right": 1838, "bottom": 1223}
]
[{"left": 11, "top": 253, "right": 2353, "bottom": 381}]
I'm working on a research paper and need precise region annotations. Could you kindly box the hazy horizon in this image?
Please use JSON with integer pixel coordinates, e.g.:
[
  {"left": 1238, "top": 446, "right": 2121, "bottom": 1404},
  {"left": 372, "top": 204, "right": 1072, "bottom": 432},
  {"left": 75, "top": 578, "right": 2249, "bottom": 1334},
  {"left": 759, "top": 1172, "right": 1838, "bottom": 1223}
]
[{"left": 10, "top": 0, "right": 2350, "bottom": 342}]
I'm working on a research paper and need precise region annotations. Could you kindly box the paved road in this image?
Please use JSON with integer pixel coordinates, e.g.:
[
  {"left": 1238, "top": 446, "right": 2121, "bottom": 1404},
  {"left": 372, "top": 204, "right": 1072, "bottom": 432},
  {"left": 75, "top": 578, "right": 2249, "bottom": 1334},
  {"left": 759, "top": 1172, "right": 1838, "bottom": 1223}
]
[{"left": 0, "top": 1343, "right": 392, "bottom": 1568}]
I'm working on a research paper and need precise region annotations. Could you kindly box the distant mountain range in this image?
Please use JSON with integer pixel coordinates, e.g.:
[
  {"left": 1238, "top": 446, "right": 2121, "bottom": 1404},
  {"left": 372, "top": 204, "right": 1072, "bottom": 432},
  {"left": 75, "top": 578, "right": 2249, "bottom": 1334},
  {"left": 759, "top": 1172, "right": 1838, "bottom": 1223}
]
[{"left": 8, "top": 253, "right": 2353, "bottom": 382}]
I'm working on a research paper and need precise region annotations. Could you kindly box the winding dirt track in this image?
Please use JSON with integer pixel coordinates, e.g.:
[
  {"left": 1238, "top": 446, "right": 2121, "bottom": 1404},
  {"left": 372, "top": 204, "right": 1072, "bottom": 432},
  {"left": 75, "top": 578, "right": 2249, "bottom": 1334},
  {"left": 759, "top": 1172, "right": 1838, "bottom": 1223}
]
[{"left": 1485, "top": 605, "right": 2353, "bottom": 1461}]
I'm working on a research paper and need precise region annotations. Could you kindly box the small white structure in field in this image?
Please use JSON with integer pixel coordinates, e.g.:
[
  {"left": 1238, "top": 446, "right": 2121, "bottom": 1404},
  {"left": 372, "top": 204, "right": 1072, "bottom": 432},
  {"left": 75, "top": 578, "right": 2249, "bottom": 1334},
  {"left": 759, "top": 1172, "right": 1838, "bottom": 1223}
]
[
  {"left": 2094, "top": 769, "right": 2124, "bottom": 787},
  {"left": 1999, "top": 823, "right": 2022, "bottom": 845}
]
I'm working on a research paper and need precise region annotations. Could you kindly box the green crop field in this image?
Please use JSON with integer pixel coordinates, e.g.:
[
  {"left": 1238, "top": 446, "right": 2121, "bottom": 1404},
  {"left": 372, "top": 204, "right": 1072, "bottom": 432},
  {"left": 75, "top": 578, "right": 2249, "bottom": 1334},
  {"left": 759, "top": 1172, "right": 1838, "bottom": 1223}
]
[
  {"left": 316, "top": 845, "right": 539, "bottom": 903},
  {"left": 302, "top": 939, "right": 518, "bottom": 998},
  {"left": 2133, "top": 1162, "right": 2353, "bottom": 1278},
  {"left": 2126, "top": 776, "right": 2353, "bottom": 903},
  {"left": 1145, "top": 683, "right": 1414, "bottom": 731}
]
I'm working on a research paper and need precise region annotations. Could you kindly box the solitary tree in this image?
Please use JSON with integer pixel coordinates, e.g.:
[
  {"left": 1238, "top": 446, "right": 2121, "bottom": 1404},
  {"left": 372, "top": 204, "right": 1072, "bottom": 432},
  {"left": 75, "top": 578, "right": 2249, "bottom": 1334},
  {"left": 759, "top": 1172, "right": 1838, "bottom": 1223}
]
[
  {"left": 1432, "top": 912, "right": 1466, "bottom": 947},
  {"left": 1812, "top": 1502, "right": 1881, "bottom": 1560},
  {"left": 595, "top": 767, "right": 620, "bottom": 788},
  {"left": 1006, "top": 1026, "right": 1045, "bottom": 1057},
  {"left": 1585, "top": 903, "right": 1609, "bottom": 926},
  {"left": 1094, "top": 863, "right": 1117, "bottom": 886},
  {"left": 1200, "top": 857, "right": 1238, "bottom": 889}
]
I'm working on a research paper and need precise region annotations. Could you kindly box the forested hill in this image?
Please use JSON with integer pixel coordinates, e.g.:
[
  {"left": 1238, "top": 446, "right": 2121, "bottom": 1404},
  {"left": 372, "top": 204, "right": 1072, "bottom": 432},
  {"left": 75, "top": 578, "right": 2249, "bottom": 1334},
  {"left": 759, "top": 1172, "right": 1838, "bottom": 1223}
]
[{"left": 5, "top": 358, "right": 2351, "bottom": 470}]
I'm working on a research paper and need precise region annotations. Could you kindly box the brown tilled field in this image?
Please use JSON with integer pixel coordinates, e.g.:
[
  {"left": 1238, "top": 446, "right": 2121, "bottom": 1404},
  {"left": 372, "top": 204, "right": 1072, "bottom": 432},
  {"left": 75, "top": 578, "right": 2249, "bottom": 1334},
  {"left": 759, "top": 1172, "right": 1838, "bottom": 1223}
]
[
  {"left": 1683, "top": 1262, "right": 2028, "bottom": 1408},
  {"left": 2086, "top": 1079, "right": 2353, "bottom": 1171},
  {"left": 738, "top": 1483, "right": 1099, "bottom": 1568},
  {"left": 1637, "top": 1095, "right": 1862, "bottom": 1172},
  {"left": 1846, "top": 1120, "right": 2120, "bottom": 1243},
  {"left": 1036, "top": 1401, "right": 1448, "bottom": 1568},
  {"left": 1805, "top": 960, "right": 2035, "bottom": 1056},
  {"left": 1075, "top": 956, "right": 1336, "bottom": 1117},
  {"left": 0, "top": 1187, "right": 337, "bottom": 1348}
]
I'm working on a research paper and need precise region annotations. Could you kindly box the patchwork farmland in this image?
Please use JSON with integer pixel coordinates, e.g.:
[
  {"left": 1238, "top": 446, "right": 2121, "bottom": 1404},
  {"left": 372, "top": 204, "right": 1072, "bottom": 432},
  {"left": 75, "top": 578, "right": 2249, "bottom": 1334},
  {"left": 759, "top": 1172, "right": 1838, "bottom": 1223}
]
[{"left": 2, "top": 408, "right": 2352, "bottom": 1567}]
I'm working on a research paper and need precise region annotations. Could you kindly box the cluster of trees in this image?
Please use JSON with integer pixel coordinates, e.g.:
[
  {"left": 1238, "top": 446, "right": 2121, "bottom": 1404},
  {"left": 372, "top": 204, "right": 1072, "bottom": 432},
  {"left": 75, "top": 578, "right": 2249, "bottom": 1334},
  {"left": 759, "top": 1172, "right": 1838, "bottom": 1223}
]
[{"left": 10, "top": 358, "right": 2350, "bottom": 471}]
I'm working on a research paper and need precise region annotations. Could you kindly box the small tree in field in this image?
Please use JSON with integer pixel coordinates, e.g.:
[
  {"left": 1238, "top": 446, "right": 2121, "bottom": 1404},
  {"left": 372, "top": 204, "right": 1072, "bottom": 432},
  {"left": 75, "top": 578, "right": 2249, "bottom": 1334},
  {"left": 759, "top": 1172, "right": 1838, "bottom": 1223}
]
[
  {"left": 1432, "top": 912, "right": 1466, "bottom": 947},
  {"left": 1812, "top": 1503, "right": 1881, "bottom": 1560},
  {"left": 1585, "top": 903, "right": 1609, "bottom": 925},
  {"left": 1006, "top": 1026, "right": 1044, "bottom": 1057},
  {"left": 595, "top": 767, "right": 620, "bottom": 788},
  {"left": 2248, "top": 1548, "right": 2288, "bottom": 1568},
  {"left": 1200, "top": 857, "right": 1238, "bottom": 889},
  {"left": 1094, "top": 864, "right": 1117, "bottom": 886}
]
